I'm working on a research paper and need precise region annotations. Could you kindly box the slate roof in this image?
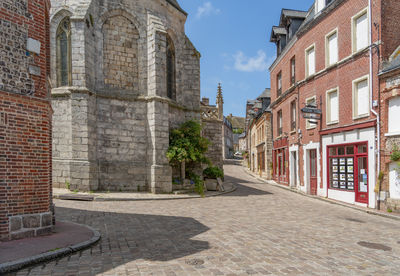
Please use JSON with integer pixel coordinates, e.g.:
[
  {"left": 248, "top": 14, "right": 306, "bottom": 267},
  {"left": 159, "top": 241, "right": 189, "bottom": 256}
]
[
  {"left": 257, "top": 88, "right": 271, "bottom": 99},
  {"left": 381, "top": 55, "right": 400, "bottom": 75}
]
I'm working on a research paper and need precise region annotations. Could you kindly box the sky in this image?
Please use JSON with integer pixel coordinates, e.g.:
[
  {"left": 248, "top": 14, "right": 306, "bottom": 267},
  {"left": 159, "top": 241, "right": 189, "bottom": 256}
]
[{"left": 178, "top": 0, "right": 315, "bottom": 117}]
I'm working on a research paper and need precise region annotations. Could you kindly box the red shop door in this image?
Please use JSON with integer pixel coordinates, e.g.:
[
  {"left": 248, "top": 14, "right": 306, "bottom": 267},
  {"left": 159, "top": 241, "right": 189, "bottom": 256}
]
[
  {"left": 356, "top": 156, "right": 368, "bottom": 204},
  {"left": 309, "top": 149, "right": 317, "bottom": 195}
]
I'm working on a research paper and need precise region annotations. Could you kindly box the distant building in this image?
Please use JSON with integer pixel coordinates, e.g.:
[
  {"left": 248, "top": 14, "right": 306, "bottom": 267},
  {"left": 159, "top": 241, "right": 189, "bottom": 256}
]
[
  {"left": 226, "top": 114, "right": 245, "bottom": 153},
  {"left": 0, "top": 0, "right": 53, "bottom": 240},
  {"left": 245, "top": 89, "right": 272, "bottom": 179}
]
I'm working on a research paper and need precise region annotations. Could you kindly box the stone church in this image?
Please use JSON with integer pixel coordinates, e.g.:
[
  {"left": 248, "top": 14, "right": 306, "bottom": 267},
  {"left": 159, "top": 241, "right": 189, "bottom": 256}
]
[{"left": 50, "top": 0, "right": 201, "bottom": 193}]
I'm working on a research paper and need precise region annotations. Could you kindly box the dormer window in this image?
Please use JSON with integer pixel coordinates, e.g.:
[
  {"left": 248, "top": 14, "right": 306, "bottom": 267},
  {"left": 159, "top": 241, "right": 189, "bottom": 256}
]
[{"left": 315, "top": 0, "right": 326, "bottom": 14}]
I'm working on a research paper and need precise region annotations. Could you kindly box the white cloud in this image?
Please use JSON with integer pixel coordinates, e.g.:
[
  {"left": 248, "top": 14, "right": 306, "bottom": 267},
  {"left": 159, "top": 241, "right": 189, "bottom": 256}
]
[
  {"left": 233, "top": 50, "right": 271, "bottom": 72},
  {"left": 196, "top": 2, "right": 220, "bottom": 19}
]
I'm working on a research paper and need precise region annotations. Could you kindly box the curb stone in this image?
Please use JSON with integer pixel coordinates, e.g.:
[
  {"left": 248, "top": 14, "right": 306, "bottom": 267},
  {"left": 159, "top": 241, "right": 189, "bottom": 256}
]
[
  {"left": 0, "top": 221, "right": 101, "bottom": 274},
  {"left": 243, "top": 167, "right": 400, "bottom": 222},
  {"left": 53, "top": 183, "right": 237, "bottom": 202}
]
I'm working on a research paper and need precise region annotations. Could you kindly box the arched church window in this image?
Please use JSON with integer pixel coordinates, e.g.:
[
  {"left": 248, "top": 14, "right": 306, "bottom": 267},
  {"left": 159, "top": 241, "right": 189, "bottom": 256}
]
[
  {"left": 56, "top": 17, "right": 72, "bottom": 87},
  {"left": 166, "top": 35, "right": 176, "bottom": 100}
]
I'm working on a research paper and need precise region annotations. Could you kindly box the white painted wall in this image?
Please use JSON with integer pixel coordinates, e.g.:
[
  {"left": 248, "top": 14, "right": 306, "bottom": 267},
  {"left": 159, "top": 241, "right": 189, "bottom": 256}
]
[
  {"left": 389, "top": 162, "right": 400, "bottom": 199},
  {"left": 289, "top": 145, "right": 300, "bottom": 189},
  {"left": 322, "top": 127, "right": 376, "bottom": 208}
]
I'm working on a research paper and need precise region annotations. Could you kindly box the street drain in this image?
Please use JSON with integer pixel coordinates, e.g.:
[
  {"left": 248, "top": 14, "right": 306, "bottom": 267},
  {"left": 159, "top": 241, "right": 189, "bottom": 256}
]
[
  {"left": 357, "top": 241, "right": 392, "bottom": 251},
  {"left": 185, "top": 258, "right": 205, "bottom": 266},
  {"left": 345, "top": 218, "right": 365, "bottom": 223}
]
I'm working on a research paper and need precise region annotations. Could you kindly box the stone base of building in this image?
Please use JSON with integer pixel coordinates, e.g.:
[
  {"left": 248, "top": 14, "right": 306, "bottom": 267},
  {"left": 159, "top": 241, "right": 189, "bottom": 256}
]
[
  {"left": 385, "top": 198, "right": 400, "bottom": 212},
  {"left": 8, "top": 212, "right": 54, "bottom": 241}
]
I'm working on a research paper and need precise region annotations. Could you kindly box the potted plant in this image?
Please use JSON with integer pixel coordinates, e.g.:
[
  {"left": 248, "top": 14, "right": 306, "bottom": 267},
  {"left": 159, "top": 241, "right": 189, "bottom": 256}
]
[{"left": 203, "top": 166, "right": 224, "bottom": 191}]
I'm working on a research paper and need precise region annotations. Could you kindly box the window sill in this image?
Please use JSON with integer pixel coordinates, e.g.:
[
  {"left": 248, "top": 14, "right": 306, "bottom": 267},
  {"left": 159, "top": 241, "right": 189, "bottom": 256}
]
[
  {"left": 290, "top": 130, "right": 296, "bottom": 135},
  {"left": 385, "top": 132, "right": 400, "bottom": 137},
  {"left": 352, "top": 113, "right": 369, "bottom": 121},
  {"left": 306, "top": 126, "right": 317, "bottom": 130},
  {"left": 326, "top": 120, "right": 339, "bottom": 126}
]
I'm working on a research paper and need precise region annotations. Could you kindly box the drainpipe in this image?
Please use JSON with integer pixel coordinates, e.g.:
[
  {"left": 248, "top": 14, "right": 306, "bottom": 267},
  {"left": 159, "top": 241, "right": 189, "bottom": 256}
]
[{"left": 368, "top": 0, "right": 381, "bottom": 208}]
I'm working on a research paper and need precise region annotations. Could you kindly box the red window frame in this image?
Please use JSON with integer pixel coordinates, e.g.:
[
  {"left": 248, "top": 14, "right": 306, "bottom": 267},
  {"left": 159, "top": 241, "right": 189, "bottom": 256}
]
[{"left": 326, "top": 141, "right": 368, "bottom": 192}]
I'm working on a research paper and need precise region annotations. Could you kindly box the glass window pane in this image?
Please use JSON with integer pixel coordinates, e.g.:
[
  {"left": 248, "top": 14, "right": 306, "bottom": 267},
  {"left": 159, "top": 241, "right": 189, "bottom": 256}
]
[
  {"left": 329, "top": 147, "right": 336, "bottom": 156},
  {"left": 338, "top": 147, "right": 345, "bottom": 155},
  {"left": 358, "top": 144, "right": 367, "bottom": 154},
  {"left": 346, "top": 146, "right": 354, "bottom": 155}
]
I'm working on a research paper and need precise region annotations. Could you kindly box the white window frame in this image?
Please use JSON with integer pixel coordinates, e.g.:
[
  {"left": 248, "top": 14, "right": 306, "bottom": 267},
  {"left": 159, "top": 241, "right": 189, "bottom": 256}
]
[
  {"left": 387, "top": 96, "right": 400, "bottom": 135},
  {"left": 351, "top": 8, "right": 369, "bottom": 54},
  {"left": 306, "top": 96, "right": 317, "bottom": 130},
  {"left": 326, "top": 87, "right": 339, "bottom": 125},
  {"left": 315, "top": 0, "right": 326, "bottom": 14},
  {"left": 352, "top": 75, "right": 370, "bottom": 120},
  {"left": 325, "top": 28, "right": 338, "bottom": 67},
  {"left": 305, "top": 44, "right": 316, "bottom": 78}
]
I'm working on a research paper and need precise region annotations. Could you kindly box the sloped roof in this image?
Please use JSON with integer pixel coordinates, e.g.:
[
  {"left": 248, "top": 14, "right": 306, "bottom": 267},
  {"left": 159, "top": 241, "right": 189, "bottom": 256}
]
[
  {"left": 258, "top": 88, "right": 271, "bottom": 99},
  {"left": 381, "top": 55, "right": 400, "bottom": 75},
  {"left": 227, "top": 116, "right": 245, "bottom": 130}
]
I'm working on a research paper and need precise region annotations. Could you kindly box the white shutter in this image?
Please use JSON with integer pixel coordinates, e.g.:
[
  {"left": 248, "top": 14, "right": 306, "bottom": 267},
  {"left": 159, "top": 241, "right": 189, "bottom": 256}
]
[
  {"left": 356, "top": 12, "right": 368, "bottom": 51},
  {"left": 357, "top": 79, "right": 369, "bottom": 116},
  {"left": 329, "top": 91, "right": 338, "bottom": 122},
  {"left": 389, "top": 97, "right": 400, "bottom": 133},
  {"left": 328, "top": 32, "right": 338, "bottom": 65},
  {"left": 308, "top": 47, "right": 315, "bottom": 75}
]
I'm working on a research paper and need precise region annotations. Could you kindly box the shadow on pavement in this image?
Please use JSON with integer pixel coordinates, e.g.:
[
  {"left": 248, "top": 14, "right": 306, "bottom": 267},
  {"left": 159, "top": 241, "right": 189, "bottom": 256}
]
[{"left": 21, "top": 207, "right": 210, "bottom": 275}]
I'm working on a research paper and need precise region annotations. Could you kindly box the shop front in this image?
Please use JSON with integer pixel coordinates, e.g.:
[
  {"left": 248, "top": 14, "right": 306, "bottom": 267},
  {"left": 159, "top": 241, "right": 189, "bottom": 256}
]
[
  {"left": 273, "top": 138, "right": 289, "bottom": 185},
  {"left": 322, "top": 126, "right": 376, "bottom": 208}
]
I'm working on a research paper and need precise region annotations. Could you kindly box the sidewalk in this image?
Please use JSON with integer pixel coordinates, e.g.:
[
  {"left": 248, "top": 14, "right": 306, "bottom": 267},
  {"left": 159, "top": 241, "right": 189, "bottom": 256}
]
[
  {"left": 0, "top": 221, "right": 100, "bottom": 274},
  {"left": 243, "top": 166, "right": 400, "bottom": 222},
  {"left": 53, "top": 182, "right": 236, "bottom": 201}
]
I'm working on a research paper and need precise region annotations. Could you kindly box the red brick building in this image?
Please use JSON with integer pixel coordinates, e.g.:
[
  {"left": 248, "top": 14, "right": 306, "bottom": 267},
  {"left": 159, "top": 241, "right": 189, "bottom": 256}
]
[
  {"left": 269, "top": 0, "right": 400, "bottom": 208},
  {"left": 0, "top": 0, "right": 53, "bottom": 240}
]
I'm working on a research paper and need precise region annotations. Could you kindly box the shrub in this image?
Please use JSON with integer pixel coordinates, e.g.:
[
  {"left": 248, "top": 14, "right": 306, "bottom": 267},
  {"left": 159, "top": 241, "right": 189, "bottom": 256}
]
[
  {"left": 390, "top": 144, "right": 400, "bottom": 162},
  {"left": 167, "top": 120, "right": 210, "bottom": 166},
  {"left": 203, "top": 166, "right": 224, "bottom": 179}
]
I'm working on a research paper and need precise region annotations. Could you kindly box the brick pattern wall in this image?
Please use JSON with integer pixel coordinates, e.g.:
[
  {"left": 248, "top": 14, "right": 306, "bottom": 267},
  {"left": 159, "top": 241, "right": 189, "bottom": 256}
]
[
  {"left": 103, "top": 15, "right": 139, "bottom": 90},
  {"left": 0, "top": 0, "right": 52, "bottom": 240},
  {"left": 270, "top": 0, "right": 383, "bottom": 190},
  {"left": 381, "top": 0, "right": 400, "bottom": 60}
]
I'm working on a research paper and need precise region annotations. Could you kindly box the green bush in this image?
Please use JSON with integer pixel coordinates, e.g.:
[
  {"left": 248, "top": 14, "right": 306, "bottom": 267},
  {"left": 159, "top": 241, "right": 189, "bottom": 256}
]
[
  {"left": 187, "top": 172, "right": 204, "bottom": 197},
  {"left": 167, "top": 120, "right": 210, "bottom": 166},
  {"left": 203, "top": 166, "right": 224, "bottom": 179},
  {"left": 390, "top": 144, "right": 400, "bottom": 161}
]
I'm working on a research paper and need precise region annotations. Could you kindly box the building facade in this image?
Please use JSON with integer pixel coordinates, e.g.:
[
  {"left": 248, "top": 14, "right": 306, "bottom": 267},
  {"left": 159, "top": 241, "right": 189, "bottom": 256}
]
[
  {"left": 0, "top": 0, "right": 53, "bottom": 240},
  {"left": 379, "top": 49, "right": 400, "bottom": 211},
  {"left": 50, "top": 0, "right": 201, "bottom": 193},
  {"left": 269, "top": 0, "right": 400, "bottom": 208},
  {"left": 246, "top": 90, "right": 273, "bottom": 179}
]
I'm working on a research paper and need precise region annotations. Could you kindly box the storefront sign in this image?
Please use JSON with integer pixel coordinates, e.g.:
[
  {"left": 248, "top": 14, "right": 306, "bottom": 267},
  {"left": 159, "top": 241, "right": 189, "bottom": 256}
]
[
  {"left": 301, "top": 107, "right": 322, "bottom": 114},
  {"left": 302, "top": 113, "right": 321, "bottom": 120}
]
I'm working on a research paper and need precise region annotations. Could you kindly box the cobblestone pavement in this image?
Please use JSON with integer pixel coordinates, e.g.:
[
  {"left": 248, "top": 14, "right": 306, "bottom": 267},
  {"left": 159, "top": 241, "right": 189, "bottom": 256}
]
[{"left": 14, "top": 163, "right": 400, "bottom": 275}]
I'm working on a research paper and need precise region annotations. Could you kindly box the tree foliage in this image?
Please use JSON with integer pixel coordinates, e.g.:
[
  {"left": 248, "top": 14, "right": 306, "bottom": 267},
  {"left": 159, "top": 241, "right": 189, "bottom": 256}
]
[{"left": 167, "top": 120, "right": 210, "bottom": 166}]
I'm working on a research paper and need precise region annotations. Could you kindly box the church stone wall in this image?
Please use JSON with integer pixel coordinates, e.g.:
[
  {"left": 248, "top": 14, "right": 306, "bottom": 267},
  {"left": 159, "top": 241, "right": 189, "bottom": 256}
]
[{"left": 50, "top": 0, "right": 202, "bottom": 193}]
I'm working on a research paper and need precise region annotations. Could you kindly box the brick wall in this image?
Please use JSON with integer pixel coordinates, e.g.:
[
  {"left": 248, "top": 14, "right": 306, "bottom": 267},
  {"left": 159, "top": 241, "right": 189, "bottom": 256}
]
[
  {"left": 270, "top": 0, "right": 383, "bottom": 188},
  {"left": 0, "top": 0, "right": 52, "bottom": 240}
]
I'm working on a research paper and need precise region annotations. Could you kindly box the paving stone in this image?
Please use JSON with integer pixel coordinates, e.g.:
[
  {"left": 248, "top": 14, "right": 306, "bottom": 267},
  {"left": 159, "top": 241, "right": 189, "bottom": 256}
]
[{"left": 16, "top": 163, "right": 400, "bottom": 275}]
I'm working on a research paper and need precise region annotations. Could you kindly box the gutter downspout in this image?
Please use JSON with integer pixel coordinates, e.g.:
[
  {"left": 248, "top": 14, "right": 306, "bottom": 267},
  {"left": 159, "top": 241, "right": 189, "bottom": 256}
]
[{"left": 368, "top": 0, "right": 380, "bottom": 209}]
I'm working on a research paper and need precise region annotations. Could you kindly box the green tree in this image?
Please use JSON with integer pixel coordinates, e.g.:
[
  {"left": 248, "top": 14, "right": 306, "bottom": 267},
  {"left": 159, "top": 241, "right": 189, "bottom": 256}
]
[{"left": 167, "top": 120, "right": 210, "bottom": 180}]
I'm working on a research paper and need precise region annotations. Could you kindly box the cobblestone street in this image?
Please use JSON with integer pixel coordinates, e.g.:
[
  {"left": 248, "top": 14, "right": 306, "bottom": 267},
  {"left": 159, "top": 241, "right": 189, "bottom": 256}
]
[{"left": 15, "top": 163, "right": 400, "bottom": 275}]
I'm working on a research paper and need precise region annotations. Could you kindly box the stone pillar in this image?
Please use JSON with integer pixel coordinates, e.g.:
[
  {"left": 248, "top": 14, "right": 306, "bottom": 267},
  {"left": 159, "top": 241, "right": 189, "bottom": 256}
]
[
  {"left": 69, "top": 89, "right": 98, "bottom": 191},
  {"left": 146, "top": 13, "right": 172, "bottom": 193}
]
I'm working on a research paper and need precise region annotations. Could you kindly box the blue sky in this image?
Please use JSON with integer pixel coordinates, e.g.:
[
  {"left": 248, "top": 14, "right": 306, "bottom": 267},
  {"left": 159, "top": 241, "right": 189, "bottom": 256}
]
[{"left": 178, "top": 0, "right": 314, "bottom": 117}]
